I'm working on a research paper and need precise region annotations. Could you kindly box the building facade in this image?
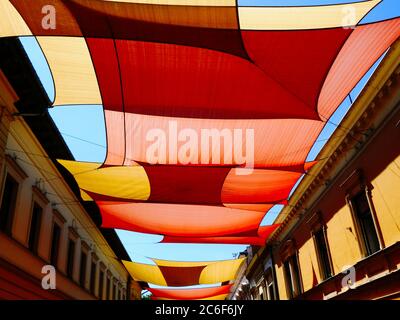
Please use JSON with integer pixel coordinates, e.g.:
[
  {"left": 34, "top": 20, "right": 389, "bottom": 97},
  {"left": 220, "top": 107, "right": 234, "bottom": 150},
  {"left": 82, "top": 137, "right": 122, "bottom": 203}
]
[
  {"left": 0, "top": 39, "right": 139, "bottom": 300},
  {"left": 231, "top": 38, "right": 400, "bottom": 300}
]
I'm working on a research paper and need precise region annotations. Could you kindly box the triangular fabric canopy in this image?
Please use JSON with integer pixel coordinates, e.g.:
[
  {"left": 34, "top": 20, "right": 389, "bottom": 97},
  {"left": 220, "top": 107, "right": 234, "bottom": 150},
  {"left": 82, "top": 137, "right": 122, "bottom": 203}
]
[
  {"left": 122, "top": 257, "right": 245, "bottom": 287},
  {"left": 160, "top": 225, "right": 280, "bottom": 245}
]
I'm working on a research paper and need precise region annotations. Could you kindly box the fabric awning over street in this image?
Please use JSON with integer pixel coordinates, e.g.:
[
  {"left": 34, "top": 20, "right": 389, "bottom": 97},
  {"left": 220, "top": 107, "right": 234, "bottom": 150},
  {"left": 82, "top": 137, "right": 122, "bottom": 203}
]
[{"left": 1, "top": 0, "right": 399, "bottom": 291}]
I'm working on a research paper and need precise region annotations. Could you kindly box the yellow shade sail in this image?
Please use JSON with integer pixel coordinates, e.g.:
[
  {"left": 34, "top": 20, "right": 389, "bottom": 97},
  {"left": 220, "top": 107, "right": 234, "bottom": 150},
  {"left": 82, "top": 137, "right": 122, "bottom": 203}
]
[
  {"left": 104, "top": 0, "right": 235, "bottom": 6},
  {"left": 123, "top": 261, "right": 168, "bottom": 286},
  {"left": 58, "top": 160, "right": 150, "bottom": 201},
  {"left": 37, "top": 36, "right": 102, "bottom": 106},
  {"left": 239, "top": 0, "right": 380, "bottom": 30},
  {"left": 152, "top": 257, "right": 246, "bottom": 284},
  {"left": 122, "top": 257, "right": 245, "bottom": 287},
  {"left": 199, "top": 258, "right": 245, "bottom": 284},
  {"left": 0, "top": 0, "right": 31, "bottom": 37}
]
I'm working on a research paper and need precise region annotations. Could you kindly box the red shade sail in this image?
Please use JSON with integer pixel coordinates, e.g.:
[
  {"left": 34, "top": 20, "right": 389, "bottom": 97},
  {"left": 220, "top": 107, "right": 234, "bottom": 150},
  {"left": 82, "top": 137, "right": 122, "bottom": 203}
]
[{"left": 161, "top": 225, "right": 280, "bottom": 245}]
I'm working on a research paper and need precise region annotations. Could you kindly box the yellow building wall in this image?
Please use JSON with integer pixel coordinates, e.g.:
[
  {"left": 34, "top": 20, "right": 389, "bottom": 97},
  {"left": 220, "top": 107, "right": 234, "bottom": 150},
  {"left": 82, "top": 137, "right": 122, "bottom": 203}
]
[
  {"left": 297, "top": 237, "right": 320, "bottom": 292},
  {"left": 325, "top": 205, "right": 363, "bottom": 275},
  {"left": 274, "top": 263, "right": 288, "bottom": 300},
  {"left": 272, "top": 106, "right": 400, "bottom": 299},
  {"left": 371, "top": 155, "right": 400, "bottom": 247}
]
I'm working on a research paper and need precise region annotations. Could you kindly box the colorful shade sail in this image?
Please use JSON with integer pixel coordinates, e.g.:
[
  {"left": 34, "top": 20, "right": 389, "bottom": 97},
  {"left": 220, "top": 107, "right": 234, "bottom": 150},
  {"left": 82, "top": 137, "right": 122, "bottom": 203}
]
[
  {"left": 147, "top": 284, "right": 232, "bottom": 300},
  {"left": 0, "top": 1, "right": 394, "bottom": 117},
  {"left": 30, "top": 0, "right": 398, "bottom": 247},
  {"left": 1, "top": 0, "right": 399, "bottom": 293},
  {"left": 122, "top": 257, "right": 245, "bottom": 287}
]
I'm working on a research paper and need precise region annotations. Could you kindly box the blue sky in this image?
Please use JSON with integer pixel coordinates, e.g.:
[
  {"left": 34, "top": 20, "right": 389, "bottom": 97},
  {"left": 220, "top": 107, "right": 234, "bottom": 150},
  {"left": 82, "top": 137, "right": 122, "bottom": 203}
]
[{"left": 18, "top": 0, "right": 399, "bottom": 269}]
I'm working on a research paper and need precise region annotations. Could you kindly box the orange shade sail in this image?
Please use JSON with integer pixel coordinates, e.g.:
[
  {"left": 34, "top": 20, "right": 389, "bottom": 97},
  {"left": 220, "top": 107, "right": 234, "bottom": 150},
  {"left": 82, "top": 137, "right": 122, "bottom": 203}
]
[{"left": 97, "top": 201, "right": 267, "bottom": 238}]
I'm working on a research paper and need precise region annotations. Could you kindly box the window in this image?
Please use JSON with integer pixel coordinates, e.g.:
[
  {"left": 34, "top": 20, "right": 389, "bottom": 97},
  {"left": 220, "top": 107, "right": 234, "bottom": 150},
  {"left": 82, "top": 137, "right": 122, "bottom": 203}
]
[
  {"left": 98, "top": 269, "right": 105, "bottom": 300},
  {"left": 66, "top": 239, "right": 76, "bottom": 279},
  {"left": 283, "top": 255, "right": 302, "bottom": 299},
  {"left": 265, "top": 268, "right": 276, "bottom": 300},
  {"left": 257, "top": 286, "right": 265, "bottom": 300},
  {"left": 314, "top": 228, "right": 332, "bottom": 280},
  {"left": 28, "top": 202, "right": 42, "bottom": 254},
  {"left": 116, "top": 284, "right": 120, "bottom": 300},
  {"left": 90, "top": 259, "right": 97, "bottom": 295},
  {"left": 352, "top": 192, "right": 380, "bottom": 256},
  {"left": 106, "top": 275, "right": 111, "bottom": 300},
  {"left": 0, "top": 174, "right": 19, "bottom": 235},
  {"left": 50, "top": 223, "right": 61, "bottom": 267},
  {"left": 80, "top": 251, "right": 87, "bottom": 287},
  {"left": 111, "top": 281, "right": 116, "bottom": 300},
  {"left": 253, "top": 269, "right": 265, "bottom": 300}
]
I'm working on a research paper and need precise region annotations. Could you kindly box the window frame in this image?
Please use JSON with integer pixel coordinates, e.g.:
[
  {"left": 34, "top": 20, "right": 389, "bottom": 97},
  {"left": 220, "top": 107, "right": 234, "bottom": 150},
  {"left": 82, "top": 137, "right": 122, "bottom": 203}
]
[
  {"left": 49, "top": 210, "right": 65, "bottom": 268},
  {"left": 27, "top": 200, "right": 43, "bottom": 254},
  {"left": 66, "top": 237, "right": 76, "bottom": 280},
  {"left": 98, "top": 264, "right": 106, "bottom": 300},
  {"left": 106, "top": 272, "right": 111, "bottom": 300},
  {"left": 284, "top": 254, "right": 302, "bottom": 299},
  {"left": 307, "top": 211, "right": 334, "bottom": 282},
  {"left": 79, "top": 247, "right": 88, "bottom": 289},
  {"left": 264, "top": 267, "right": 276, "bottom": 301},
  {"left": 349, "top": 190, "right": 382, "bottom": 257},
  {"left": 341, "top": 169, "right": 384, "bottom": 258},
  {"left": 118, "top": 284, "right": 124, "bottom": 301},
  {"left": 0, "top": 156, "right": 27, "bottom": 237},
  {"left": 90, "top": 254, "right": 98, "bottom": 297},
  {"left": 252, "top": 267, "right": 265, "bottom": 300},
  {"left": 281, "top": 240, "right": 303, "bottom": 299},
  {"left": 313, "top": 226, "right": 333, "bottom": 281},
  {"left": 0, "top": 173, "right": 20, "bottom": 236},
  {"left": 112, "top": 279, "right": 118, "bottom": 300}
]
